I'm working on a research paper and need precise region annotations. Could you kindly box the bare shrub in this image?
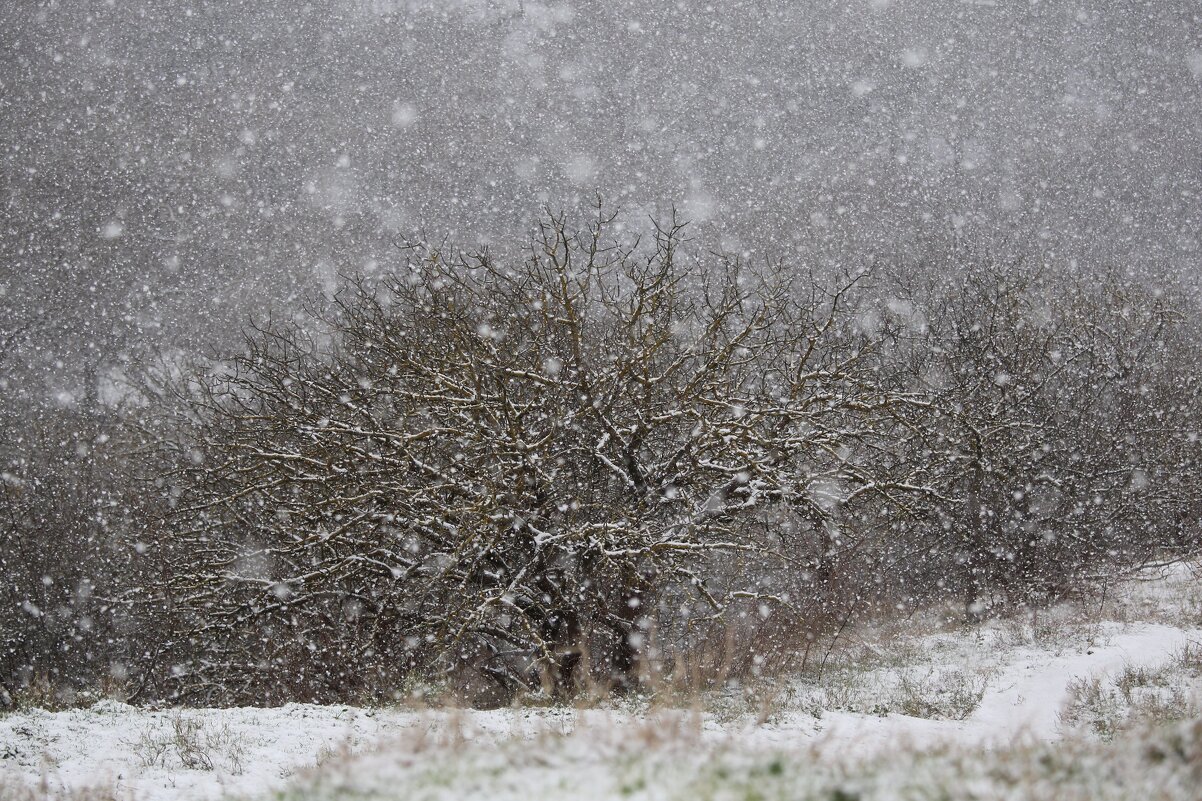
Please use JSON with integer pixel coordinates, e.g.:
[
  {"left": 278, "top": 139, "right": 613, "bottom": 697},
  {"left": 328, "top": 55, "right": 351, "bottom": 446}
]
[
  {"left": 131, "top": 713, "right": 247, "bottom": 773},
  {"left": 884, "top": 253, "right": 1202, "bottom": 621}
]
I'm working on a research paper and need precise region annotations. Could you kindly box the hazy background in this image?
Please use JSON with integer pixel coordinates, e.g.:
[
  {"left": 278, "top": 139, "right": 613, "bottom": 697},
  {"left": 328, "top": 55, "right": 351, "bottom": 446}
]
[{"left": 2, "top": 0, "right": 1201, "bottom": 406}]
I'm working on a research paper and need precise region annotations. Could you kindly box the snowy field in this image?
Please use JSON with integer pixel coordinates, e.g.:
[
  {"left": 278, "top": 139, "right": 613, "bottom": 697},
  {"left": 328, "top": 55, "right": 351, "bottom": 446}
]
[{"left": 3, "top": 564, "right": 1200, "bottom": 801}]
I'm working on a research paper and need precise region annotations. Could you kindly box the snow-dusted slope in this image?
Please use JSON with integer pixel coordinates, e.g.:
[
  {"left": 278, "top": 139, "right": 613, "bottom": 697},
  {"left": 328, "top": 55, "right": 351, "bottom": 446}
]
[
  {"left": 2, "top": 571, "right": 1199, "bottom": 800},
  {"left": 966, "top": 622, "right": 1197, "bottom": 741}
]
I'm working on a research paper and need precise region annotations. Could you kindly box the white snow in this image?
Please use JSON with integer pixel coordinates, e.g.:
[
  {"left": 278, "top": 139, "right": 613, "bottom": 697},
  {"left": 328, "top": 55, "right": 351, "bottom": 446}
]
[{"left": 1, "top": 702, "right": 412, "bottom": 800}]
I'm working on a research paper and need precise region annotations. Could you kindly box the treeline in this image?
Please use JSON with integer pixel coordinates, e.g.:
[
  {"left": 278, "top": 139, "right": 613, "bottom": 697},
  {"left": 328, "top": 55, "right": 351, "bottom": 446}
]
[{"left": 3, "top": 212, "right": 1201, "bottom": 707}]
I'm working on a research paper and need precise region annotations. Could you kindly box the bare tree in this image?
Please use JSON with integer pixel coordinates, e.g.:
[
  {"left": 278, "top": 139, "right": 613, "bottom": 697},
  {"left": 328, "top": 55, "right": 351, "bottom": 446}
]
[{"left": 146, "top": 210, "right": 929, "bottom": 704}]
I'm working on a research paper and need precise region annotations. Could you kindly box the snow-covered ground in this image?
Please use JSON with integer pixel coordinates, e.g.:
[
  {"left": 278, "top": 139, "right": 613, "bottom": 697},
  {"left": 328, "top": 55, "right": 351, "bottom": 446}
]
[{"left": 3, "top": 564, "right": 1200, "bottom": 800}]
